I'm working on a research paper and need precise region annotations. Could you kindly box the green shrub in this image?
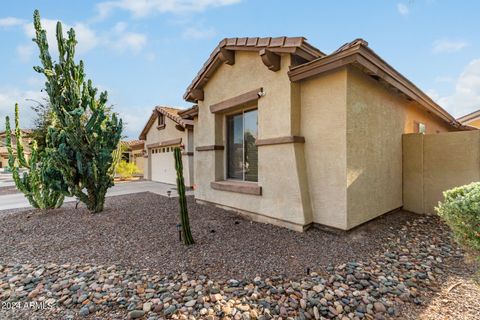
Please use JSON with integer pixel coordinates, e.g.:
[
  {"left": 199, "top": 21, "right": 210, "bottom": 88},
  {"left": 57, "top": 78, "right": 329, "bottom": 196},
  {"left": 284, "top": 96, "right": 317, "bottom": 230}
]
[
  {"left": 436, "top": 182, "right": 480, "bottom": 253},
  {"left": 116, "top": 161, "right": 140, "bottom": 179}
]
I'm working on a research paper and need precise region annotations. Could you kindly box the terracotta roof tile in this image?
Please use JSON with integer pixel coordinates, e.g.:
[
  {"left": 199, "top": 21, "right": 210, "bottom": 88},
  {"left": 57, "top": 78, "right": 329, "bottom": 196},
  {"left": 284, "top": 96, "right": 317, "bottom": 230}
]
[
  {"left": 184, "top": 36, "right": 324, "bottom": 102},
  {"left": 139, "top": 106, "right": 194, "bottom": 140}
]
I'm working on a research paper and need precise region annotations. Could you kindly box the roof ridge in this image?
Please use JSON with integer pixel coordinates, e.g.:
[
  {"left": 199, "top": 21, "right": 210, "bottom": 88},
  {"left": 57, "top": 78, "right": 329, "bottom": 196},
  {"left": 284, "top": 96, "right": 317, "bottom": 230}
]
[{"left": 456, "top": 108, "right": 480, "bottom": 122}]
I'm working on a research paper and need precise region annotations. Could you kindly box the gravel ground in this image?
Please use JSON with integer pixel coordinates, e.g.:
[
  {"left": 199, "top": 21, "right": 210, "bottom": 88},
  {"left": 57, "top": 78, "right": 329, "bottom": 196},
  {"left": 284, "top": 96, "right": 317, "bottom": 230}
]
[
  {"left": 399, "top": 253, "right": 479, "bottom": 320},
  {"left": 1, "top": 192, "right": 423, "bottom": 279},
  {"left": 0, "top": 192, "right": 478, "bottom": 319}
]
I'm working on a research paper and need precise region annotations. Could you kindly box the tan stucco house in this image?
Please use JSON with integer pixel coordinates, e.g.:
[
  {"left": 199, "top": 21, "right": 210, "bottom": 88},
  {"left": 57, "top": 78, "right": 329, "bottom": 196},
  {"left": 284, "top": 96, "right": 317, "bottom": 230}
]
[
  {"left": 180, "top": 37, "right": 469, "bottom": 232},
  {"left": 457, "top": 109, "right": 480, "bottom": 128},
  {"left": 139, "top": 106, "right": 194, "bottom": 186},
  {"left": 121, "top": 140, "right": 145, "bottom": 174},
  {"left": 0, "top": 129, "right": 32, "bottom": 169}
]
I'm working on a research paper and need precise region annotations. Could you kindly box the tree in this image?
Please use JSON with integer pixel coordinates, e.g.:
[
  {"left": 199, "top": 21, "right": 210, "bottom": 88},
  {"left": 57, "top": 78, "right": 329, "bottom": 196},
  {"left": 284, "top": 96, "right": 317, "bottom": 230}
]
[
  {"left": 29, "top": 98, "right": 53, "bottom": 153},
  {"left": 5, "top": 103, "right": 65, "bottom": 209},
  {"left": 32, "top": 10, "right": 122, "bottom": 213},
  {"left": 174, "top": 147, "right": 194, "bottom": 245}
]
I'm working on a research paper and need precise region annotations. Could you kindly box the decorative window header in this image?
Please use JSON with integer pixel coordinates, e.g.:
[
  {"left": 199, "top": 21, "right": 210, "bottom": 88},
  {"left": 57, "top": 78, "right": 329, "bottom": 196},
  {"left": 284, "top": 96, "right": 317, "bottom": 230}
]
[{"left": 210, "top": 88, "right": 264, "bottom": 114}]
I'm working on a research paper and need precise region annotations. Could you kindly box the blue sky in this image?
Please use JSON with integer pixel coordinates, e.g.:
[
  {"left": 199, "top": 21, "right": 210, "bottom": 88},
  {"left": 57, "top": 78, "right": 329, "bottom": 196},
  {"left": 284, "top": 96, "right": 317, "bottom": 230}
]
[{"left": 1, "top": 0, "right": 480, "bottom": 138}]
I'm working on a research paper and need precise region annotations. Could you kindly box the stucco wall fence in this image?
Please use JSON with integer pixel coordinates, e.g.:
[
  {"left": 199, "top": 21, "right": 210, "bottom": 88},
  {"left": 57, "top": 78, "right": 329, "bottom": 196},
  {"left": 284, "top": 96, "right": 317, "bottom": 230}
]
[{"left": 403, "top": 131, "right": 480, "bottom": 215}]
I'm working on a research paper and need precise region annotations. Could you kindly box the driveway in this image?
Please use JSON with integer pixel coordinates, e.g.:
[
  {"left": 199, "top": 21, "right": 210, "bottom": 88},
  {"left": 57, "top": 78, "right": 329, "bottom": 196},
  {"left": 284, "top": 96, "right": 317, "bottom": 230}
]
[
  {"left": 0, "top": 180, "right": 193, "bottom": 211},
  {"left": 0, "top": 172, "right": 15, "bottom": 188}
]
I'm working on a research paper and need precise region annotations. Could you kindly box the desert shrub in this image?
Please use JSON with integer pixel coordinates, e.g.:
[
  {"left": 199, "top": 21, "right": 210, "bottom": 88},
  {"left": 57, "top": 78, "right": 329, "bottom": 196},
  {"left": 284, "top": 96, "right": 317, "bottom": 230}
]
[
  {"left": 116, "top": 161, "right": 140, "bottom": 179},
  {"left": 436, "top": 182, "right": 480, "bottom": 253}
]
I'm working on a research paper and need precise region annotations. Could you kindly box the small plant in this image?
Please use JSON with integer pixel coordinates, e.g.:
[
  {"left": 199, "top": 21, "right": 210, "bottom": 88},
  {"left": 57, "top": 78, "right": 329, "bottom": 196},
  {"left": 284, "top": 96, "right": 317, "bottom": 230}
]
[
  {"left": 436, "top": 182, "right": 480, "bottom": 254},
  {"left": 116, "top": 160, "right": 140, "bottom": 180},
  {"left": 5, "top": 103, "right": 65, "bottom": 209},
  {"left": 174, "top": 147, "right": 194, "bottom": 245}
]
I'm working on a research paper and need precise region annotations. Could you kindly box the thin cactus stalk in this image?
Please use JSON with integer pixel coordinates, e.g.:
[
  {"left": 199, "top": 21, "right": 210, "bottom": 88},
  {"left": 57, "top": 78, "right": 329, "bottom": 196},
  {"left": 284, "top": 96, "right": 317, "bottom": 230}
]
[
  {"left": 5, "top": 103, "right": 64, "bottom": 209},
  {"left": 174, "top": 147, "right": 194, "bottom": 245},
  {"left": 31, "top": 10, "right": 122, "bottom": 213}
]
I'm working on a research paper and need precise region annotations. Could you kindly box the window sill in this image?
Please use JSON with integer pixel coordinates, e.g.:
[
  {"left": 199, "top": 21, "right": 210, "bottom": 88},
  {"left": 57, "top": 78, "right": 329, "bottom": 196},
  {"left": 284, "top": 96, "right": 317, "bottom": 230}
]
[
  {"left": 157, "top": 124, "right": 166, "bottom": 130},
  {"left": 210, "top": 180, "right": 262, "bottom": 196}
]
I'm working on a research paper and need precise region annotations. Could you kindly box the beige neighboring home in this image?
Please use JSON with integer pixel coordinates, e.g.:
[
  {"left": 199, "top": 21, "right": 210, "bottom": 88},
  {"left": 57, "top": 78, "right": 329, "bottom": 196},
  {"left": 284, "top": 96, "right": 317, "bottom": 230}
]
[
  {"left": 121, "top": 140, "right": 145, "bottom": 174},
  {"left": 139, "top": 106, "right": 194, "bottom": 186},
  {"left": 456, "top": 109, "right": 480, "bottom": 128},
  {"left": 181, "top": 37, "right": 470, "bottom": 232},
  {"left": 0, "top": 129, "right": 32, "bottom": 169}
]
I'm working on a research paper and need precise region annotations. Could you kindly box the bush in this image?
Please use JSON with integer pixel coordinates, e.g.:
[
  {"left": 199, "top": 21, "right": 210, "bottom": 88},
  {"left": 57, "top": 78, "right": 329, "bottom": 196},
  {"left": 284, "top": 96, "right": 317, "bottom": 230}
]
[
  {"left": 116, "top": 161, "right": 140, "bottom": 179},
  {"left": 436, "top": 182, "right": 480, "bottom": 253}
]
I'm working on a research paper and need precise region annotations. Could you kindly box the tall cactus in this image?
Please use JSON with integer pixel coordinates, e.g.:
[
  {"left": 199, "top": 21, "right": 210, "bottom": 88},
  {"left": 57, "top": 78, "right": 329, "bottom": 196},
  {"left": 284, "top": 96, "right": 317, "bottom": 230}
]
[
  {"left": 174, "top": 147, "right": 194, "bottom": 245},
  {"left": 5, "top": 103, "right": 64, "bottom": 209},
  {"left": 31, "top": 10, "right": 122, "bottom": 213}
]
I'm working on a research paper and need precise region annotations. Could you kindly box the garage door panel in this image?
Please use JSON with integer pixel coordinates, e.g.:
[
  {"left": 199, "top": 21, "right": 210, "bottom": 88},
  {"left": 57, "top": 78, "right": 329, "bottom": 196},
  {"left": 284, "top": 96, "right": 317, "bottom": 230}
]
[{"left": 151, "top": 151, "right": 177, "bottom": 185}]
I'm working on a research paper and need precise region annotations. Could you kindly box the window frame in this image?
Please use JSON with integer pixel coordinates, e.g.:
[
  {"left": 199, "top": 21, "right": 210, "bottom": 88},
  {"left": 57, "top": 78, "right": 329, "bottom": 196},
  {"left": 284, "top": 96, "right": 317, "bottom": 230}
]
[
  {"left": 158, "top": 112, "right": 165, "bottom": 126},
  {"left": 225, "top": 106, "right": 258, "bottom": 183},
  {"left": 414, "top": 121, "right": 426, "bottom": 134}
]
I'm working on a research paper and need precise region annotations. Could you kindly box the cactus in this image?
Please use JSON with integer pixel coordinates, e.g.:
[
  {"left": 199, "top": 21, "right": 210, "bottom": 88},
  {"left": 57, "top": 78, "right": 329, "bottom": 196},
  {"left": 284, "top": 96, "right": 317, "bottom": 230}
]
[
  {"left": 31, "top": 10, "right": 122, "bottom": 213},
  {"left": 5, "top": 103, "right": 65, "bottom": 209},
  {"left": 174, "top": 147, "right": 194, "bottom": 245}
]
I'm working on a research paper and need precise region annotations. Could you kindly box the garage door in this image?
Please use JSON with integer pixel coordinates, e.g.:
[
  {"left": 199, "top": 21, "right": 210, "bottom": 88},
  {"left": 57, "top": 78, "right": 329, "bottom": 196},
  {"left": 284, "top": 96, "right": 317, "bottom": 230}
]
[{"left": 150, "top": 147, "right": 177, "bottom": 185}]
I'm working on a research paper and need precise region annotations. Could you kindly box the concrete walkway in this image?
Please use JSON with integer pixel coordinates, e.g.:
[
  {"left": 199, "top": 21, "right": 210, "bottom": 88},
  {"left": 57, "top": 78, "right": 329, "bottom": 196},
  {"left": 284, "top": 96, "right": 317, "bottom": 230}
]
[{"left": 0, "top": 180, "right": 193, "bottom": 211}]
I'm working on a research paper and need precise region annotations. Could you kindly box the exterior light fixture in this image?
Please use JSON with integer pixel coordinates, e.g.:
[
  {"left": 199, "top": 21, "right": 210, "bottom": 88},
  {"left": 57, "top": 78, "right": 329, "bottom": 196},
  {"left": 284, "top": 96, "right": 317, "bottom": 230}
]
[{"left": 176, "top": 223, "right": 182, "bottom": 242}]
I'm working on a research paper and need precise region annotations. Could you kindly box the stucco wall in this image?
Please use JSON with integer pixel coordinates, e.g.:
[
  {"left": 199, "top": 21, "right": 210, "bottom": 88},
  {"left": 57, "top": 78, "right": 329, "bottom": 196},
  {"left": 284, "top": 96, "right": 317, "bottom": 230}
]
[
  {"left": 402, "top": 134, "right": 424, "bottom": 213},
  {"left": 465, "top": 118, "right": 480, "bottom": 128},
  {"left": 345, "top": 67, "right": 455, "bottom": 228},
  {"left": 194, "top": 51, "right": 311, "bottom": 230},
  {"left": 300, "top": 68, "right": 348, "bottom": 229},
  {"left": 404, "top": 131, "right": 480, "bottom": 214},
  {"left": 0, "top": 156, "right": 8, "bottom": 168},
  {"left": 127, "top": 149, "right": 144, "bottom": 173},
  {"left": 345, "top": 67, "right": 404, "bottom": 228}
]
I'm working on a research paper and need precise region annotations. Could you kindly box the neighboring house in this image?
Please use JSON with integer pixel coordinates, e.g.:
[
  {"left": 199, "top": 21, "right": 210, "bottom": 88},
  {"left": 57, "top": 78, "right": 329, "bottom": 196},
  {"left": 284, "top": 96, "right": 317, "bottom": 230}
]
[
  {"left": 456, "top": 109, "right": 480, "bottom": 128},
  {"left": 0, "top": 129, "right": 32, "bottom": 169},
  {"left": 139, "top": 106, "right": 194, "bottom": 186},
  {"left": 121, "top": 140, "right": 145, "bottom": 174},
  {"left": 181, "top": 37, "right": 470, "bottom": 232}
]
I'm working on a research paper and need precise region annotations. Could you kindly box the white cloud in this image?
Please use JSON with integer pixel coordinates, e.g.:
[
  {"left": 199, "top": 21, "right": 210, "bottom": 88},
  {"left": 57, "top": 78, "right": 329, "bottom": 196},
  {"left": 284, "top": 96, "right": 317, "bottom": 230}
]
[
  {"left": 13, "top": 18, "right": 148, "bottom": 62},
  {"left": 182, "top": 25, "right": 216, "bottom": 40},
  {"left": 108, "top": 22, "right": 147, "bottom": 53},
  {"left": 434, "top": 59, "right": 480, "bottom": 118},
  {"left": 23, "top": 19, "right": 99, "bottom": 56},
  {"left": 0, "top": 87, "right": 46, "bottom": 130},
  {"left": 0, "top": 17, "right": 25, "bottom": 27},
  {"left": 432, "top": 39, "right": 468, "bottom": 54},
  {"left": 96, "top": 0, "right": 241, "bottom": 19},
  {"left": 397, "top": 3, "right": 409, "bottom": 15}
]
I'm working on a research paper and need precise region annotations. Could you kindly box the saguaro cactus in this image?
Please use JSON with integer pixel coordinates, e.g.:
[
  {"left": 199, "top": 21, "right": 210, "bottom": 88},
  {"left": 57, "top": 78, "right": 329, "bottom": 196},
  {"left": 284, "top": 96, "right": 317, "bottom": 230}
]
[
  {"left": 174, "top": 147, "right": 194, "bottom": 245},
  {"left": 31, "top": 10, "right": 122, "bottom": 213},
  {"left": 5, "top": 104, "right": 64, "bottom": 209}
]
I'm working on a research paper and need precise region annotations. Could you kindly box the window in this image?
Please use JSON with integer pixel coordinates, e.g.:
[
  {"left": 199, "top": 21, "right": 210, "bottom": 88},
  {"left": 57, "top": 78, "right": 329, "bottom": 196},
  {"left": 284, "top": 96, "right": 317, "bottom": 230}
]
[
  {"left": 415, "top": 121, "right": 426, "bottom": 134},
  {"left": 158, "top": 113, "right": 165, "bottom": 126},
  {"left": 227, "top": 109, "right": 258, "bottom": 182},
  {"left": 418, "top": 123, "right": 426, "bottom": 134}
]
